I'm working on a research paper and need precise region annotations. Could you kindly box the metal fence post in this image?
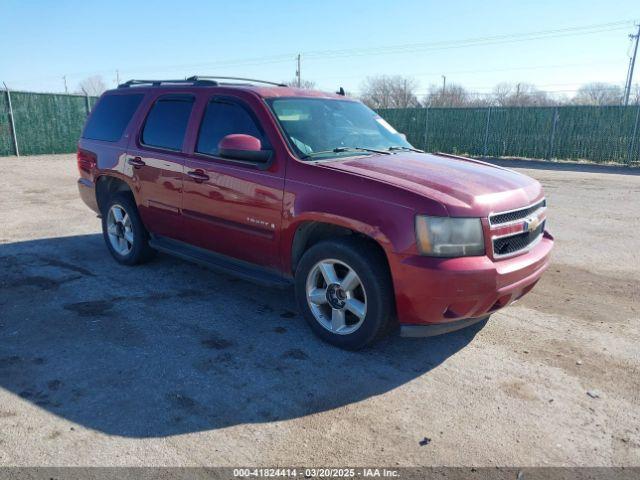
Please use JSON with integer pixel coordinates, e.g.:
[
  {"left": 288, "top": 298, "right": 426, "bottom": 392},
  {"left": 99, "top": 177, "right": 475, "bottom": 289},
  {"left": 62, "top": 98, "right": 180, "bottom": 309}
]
[
  {"left": 80, "top": 88, "right": 91, "bottom": 116},
  {"left": 423, "top": 105, "right": 430, "bottom": 151},
  {"left": 627, "top": 104, "right": 640, "bottom": 164},
  {"left": 3, "top": 82, "right": 19, "bottom": 157},
  {"left": 547, "top": 107, "right": 559, "bottom": 160},
  {"left": 482, "top": 107, "right": 491, "bottom": 157}
]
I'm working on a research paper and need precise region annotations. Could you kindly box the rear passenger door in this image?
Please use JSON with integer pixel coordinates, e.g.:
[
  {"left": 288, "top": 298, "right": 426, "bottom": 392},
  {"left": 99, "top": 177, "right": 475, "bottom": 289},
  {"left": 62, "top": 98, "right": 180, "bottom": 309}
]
[
  {"left": 126, "top": 94, "right": 195, "bottom": 240},
  {"left": 181, "top": 95, "right": 285, "bottom": 269}
]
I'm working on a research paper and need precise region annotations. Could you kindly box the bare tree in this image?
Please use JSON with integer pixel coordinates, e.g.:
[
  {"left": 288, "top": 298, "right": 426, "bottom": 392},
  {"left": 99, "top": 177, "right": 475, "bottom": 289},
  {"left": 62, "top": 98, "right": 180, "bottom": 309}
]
[
  {"left": 492, "top": 83, "right": 514, "bottom": 106},
  {"left": 76, "top": 75, "right": 108, "bottom": 96},
  {"left": 423, "top": 82, "right": 473, "bottom": 107},
  {"left": 284, "top": 79, "right": 317, "bottom": 89},
  {"left": 571, "top": 83, "right": 623, "bottom": 106},
  {"left": 492, "top": 82, "right": 553, "bottom": 107},
  {"left": 630, "top": 83, "right": 640, "bottom": 105},
  {"left": 359, "top": 75, "right": 420, "bottom": 109}
]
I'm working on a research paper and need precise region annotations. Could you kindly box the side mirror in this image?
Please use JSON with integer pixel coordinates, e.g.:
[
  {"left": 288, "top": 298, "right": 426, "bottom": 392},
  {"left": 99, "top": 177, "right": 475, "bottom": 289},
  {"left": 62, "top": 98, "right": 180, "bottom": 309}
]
[
  {"left": 218, "top": 134, "right": 271, "bottom": 163},
  {"left": 399, "top": 133, "right": 408, "bottom": 141}
]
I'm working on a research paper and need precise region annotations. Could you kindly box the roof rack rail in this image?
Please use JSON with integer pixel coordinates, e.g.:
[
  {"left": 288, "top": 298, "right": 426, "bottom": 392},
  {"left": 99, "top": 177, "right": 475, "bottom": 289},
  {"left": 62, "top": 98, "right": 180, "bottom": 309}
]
[
  {"left": 186, "top": 76, "right": 287, "bottom": 87},
  {"left": 118, "top": 77, "right": 287, "bottom": 89},
  {"left": 118, "top": 78, "right": 219, "bottom": 88}
]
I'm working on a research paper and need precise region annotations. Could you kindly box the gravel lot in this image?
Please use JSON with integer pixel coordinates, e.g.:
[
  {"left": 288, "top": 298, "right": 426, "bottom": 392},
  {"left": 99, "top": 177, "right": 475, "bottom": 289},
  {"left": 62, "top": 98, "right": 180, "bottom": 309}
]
[{"left": 0, "top": 154, "right": 638, "bottom": 467}]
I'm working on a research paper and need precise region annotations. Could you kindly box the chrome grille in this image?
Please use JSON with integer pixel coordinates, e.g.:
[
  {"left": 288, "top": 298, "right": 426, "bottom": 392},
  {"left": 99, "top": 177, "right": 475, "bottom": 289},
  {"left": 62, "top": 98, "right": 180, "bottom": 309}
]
[
  {"left": 493, "top": 221, "right": 545, "bottom": 257},
  {"left": 490, "top": 199, "right": 546, "bottom": 226},
  {"left": 490, "top": 199, "right": 547, "bottom": 258}
]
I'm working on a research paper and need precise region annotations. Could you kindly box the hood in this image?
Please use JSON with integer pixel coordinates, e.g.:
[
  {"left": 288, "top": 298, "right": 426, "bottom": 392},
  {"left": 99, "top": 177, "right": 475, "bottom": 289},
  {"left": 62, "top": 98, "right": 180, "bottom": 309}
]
[{"left": 318, "top": 152, "right": 543, "bottom": 216}]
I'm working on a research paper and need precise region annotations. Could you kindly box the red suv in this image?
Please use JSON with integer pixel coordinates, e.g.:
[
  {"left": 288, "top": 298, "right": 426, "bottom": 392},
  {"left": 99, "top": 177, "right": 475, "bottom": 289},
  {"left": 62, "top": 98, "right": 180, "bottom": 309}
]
[{"left": 77, "top": 76, "right": 553, "bottom": 349}]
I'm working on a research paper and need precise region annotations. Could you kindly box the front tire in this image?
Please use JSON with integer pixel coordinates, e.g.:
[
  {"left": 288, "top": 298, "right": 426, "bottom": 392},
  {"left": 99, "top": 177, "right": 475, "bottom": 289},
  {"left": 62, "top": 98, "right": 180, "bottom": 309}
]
[
  {"left": 101, "top": 192, "right": 155, "bottom": 265},
  {"left": 295, "top": 237, "right": 393, "bottom": 350}
]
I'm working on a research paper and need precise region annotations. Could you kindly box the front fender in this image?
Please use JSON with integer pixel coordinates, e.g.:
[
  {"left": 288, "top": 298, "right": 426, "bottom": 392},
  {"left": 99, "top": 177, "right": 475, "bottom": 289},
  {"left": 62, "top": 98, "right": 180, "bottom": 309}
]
[{"left": 279, "top": 184, "right": 417, "bottom": 274}]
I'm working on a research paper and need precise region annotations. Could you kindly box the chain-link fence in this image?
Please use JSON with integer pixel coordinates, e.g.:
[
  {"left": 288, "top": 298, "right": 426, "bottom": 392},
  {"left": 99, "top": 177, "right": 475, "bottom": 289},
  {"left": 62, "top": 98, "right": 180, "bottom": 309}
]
[
  {"left": 379, "top": 105, "right": 640, "bottom": 164},
  {"left": 1, "top": 90, "right": 98, "bottom": 157}
]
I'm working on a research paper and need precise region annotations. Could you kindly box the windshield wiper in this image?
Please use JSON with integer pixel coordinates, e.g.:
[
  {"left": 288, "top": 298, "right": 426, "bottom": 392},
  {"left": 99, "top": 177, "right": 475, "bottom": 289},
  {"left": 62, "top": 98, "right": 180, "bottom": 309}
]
[
  {"left": 388, "top": 146, "right": 424, "bottom": 153},
  {"left": 307, "top": 146, "right": 392, "bottom": 158}
]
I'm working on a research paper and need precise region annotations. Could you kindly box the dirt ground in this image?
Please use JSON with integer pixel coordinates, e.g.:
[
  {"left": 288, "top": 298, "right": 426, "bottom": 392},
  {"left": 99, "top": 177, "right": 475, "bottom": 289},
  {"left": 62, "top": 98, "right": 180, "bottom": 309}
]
[{"left": 0, "top": 154, "right": 638, "bottom": 467}]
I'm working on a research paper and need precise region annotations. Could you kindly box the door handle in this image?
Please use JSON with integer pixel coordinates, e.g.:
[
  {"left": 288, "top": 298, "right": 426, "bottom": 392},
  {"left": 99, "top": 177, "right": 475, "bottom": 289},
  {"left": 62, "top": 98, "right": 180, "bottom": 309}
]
[
  {"left": 187, "top": 170, "right": 210, "bottom": 182},
  {"left": 127, "top": 156, "right": 146, "bottom": 168}
]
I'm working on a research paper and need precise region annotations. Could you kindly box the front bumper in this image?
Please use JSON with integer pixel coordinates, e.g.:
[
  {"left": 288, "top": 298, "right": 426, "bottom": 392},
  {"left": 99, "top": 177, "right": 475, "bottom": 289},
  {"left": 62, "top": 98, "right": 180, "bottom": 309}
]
[
  {"left": 400, "top": 315, "right": 490, "bottom": 337},
  {"left": 390, "top": 231, "right": 553, "bottom": 327}
]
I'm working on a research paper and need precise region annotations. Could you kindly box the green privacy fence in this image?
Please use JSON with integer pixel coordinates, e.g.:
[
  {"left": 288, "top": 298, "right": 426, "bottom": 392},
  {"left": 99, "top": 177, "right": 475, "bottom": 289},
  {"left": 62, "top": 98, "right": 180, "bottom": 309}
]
[
  {"left": 378, "top": 105, "right": 640, "bottom": 164},
  {"left": 0, "top": 90, "right": 98, "bottom": 157},
  {"left": 2, "top": 91, "right": 640, "bottom": 164}
]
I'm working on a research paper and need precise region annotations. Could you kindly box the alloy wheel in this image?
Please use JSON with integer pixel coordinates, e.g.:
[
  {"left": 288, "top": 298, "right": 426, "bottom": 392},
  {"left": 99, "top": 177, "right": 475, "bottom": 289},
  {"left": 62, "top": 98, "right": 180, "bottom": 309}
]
[
  {"left": 106, "top": 204, "right": 134, "bottom": 256},
  {"left": 305, "top": 259, "right": 367, "bottom": 335}
]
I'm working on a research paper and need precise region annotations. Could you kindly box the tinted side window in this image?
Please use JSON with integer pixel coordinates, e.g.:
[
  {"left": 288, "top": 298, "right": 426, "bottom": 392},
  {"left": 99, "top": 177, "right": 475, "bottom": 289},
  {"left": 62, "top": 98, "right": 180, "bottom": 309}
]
[
  {"left": 82, "top": 94, "right": 143, "bottom": 142},
  {"left": 141, "top": 95, "right": 194, "bottom": 151},
  {"left": 196, "top": 100, "right": 266, "bottom": 156}
]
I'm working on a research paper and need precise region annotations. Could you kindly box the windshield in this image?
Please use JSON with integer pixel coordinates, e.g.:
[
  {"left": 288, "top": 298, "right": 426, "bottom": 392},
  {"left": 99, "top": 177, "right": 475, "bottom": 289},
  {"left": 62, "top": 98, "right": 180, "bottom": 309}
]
[{"left": 266, "top": 97, "right": 414, "bottom": 160}]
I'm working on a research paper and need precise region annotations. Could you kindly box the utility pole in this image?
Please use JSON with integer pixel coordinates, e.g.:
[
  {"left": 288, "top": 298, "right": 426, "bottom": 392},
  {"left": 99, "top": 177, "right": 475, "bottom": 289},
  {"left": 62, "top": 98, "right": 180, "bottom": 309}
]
[
  {"left": 441, "top": 75, "right": 446, "bottom": 96},
  {"left": 624, "top": 23, "right": 640, "bottom": 106},
  {"left": 62, "top": 75, "right": 68, "bottom": 94},
  {"left": 116, "top": 69, "right": 120, "bottom": 86},
  {"left": 296, "top": 54, "right": 301, "bottom": 88}
]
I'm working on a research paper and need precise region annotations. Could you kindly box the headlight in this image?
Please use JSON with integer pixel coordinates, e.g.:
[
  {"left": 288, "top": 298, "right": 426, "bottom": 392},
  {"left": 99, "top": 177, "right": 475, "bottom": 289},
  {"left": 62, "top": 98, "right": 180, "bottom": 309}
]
[{"left": 415, "top": 216, "right": 485, "bottom": 257}]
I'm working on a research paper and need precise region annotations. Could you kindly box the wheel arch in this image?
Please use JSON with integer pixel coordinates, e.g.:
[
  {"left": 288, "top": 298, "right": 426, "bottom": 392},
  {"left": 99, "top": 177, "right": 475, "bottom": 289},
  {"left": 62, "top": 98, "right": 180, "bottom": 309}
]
[
  {"left": 95, "top": 175, "right": 136, "bottom": 214},
  {"left": 286, "top": 215, "right": 394, "bottom": 276}
]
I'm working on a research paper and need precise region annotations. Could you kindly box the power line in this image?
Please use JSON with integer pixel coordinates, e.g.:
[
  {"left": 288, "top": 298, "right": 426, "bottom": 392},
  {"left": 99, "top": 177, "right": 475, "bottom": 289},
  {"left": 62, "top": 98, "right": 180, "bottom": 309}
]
[
  {"left": 303, "top": 20, "right": 634, "bottom": 59},
  {"left": 4, "top": 19, "right": 635, "bottom": 88},
  {"left": 3, "top": 55, "right": 295, "bottom": 86},
  {"left": 312, "top": 60, "right": 621, "bottom": 82}
]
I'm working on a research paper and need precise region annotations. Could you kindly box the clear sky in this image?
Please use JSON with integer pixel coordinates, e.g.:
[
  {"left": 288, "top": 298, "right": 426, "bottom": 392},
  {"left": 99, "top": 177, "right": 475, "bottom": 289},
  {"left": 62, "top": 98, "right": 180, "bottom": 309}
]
[{"left": 1, "top": 0, "right": 638, "bottom": 98}]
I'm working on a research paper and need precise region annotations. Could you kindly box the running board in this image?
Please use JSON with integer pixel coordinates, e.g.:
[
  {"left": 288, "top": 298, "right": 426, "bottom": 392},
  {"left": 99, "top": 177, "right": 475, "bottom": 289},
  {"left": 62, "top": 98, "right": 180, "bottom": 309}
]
[{"left": 149, "top": 236, "right": 292, "bottom": 288}]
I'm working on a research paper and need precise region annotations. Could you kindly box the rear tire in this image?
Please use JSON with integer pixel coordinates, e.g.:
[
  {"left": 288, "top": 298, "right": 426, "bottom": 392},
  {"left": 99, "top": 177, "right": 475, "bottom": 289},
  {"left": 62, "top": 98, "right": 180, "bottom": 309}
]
[
  {"left": 101, "top": 192, "right": 155, "bottom": 265},
  {"left": 295, "top": 237, "right": 393, "bottom": 350}
]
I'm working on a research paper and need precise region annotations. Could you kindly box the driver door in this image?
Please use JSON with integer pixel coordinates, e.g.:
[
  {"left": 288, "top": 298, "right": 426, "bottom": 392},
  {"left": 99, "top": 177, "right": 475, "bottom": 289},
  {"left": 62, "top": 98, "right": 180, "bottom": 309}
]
[{"left": 181, "top": 96, "right": 284, "bottom": 270}]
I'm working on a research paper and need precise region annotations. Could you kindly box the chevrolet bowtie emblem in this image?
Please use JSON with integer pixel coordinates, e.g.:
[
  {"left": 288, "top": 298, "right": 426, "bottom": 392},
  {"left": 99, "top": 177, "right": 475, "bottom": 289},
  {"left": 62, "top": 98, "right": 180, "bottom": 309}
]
[{"left": 523, "top": 216, "right": 541, "bottom": 233}]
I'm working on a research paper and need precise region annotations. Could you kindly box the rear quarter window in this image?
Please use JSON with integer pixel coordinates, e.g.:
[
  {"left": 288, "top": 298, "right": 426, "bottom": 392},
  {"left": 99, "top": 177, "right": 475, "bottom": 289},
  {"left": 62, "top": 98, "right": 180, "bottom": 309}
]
[{"left": 82, "top": 94, "right": 144, "bottom": 142}]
